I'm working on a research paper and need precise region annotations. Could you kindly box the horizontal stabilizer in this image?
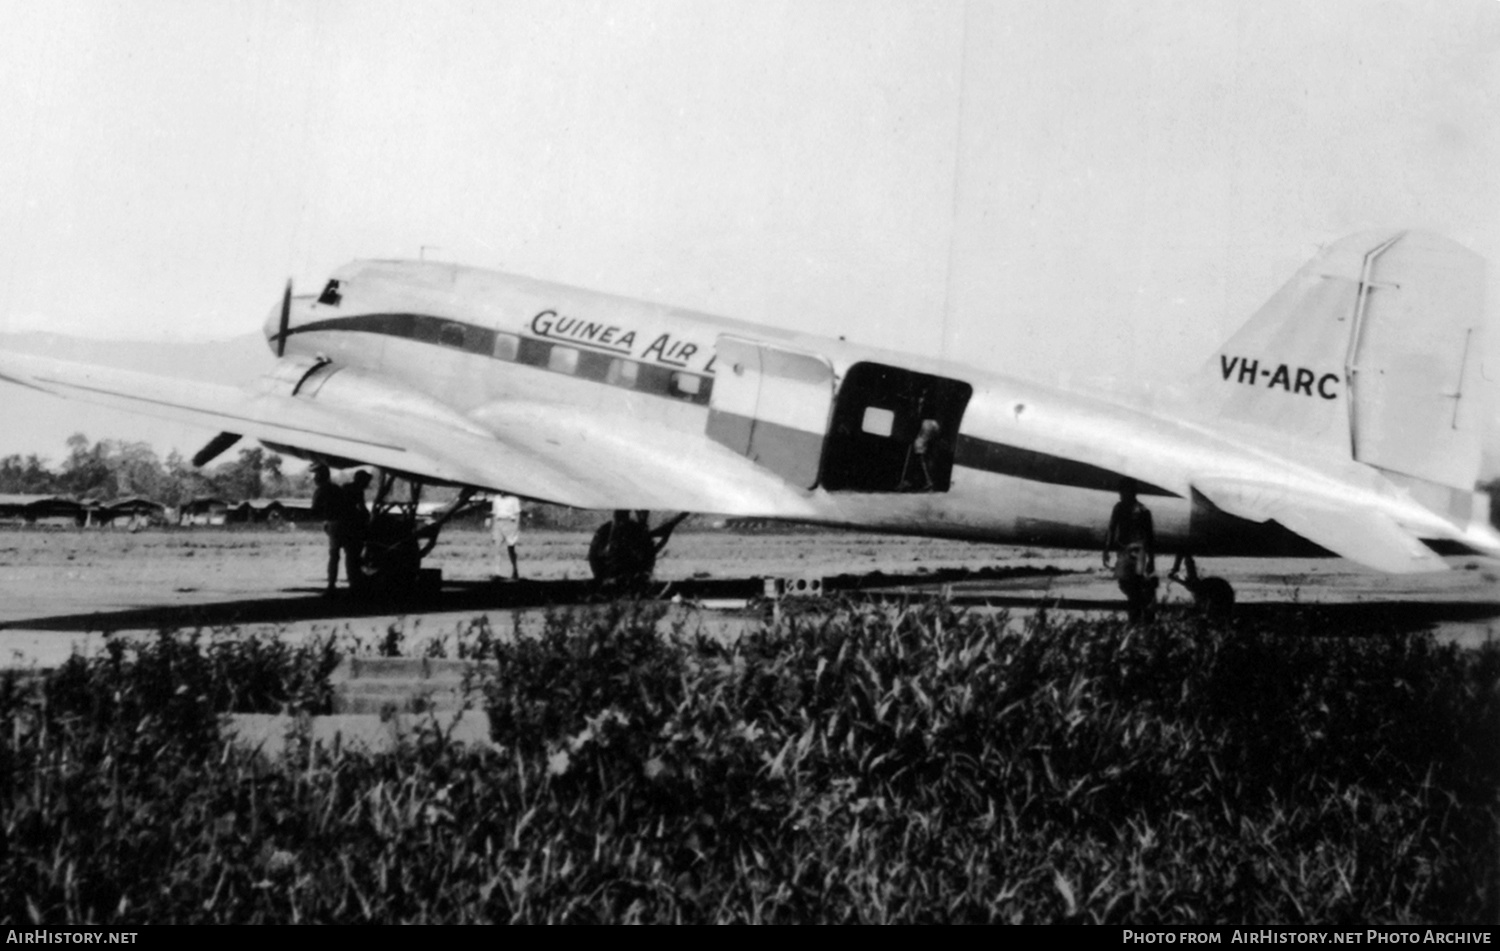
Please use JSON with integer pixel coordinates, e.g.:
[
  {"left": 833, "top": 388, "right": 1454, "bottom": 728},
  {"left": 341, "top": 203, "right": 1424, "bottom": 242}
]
[{"left": 1194, "top": 476, "right": 1449, "bottom": 574}]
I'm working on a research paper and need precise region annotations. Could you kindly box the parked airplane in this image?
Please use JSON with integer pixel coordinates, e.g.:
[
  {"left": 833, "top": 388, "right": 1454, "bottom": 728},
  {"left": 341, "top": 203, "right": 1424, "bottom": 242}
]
[{"left": 1, "top": 229, "right": 1496, "bottom": 601}]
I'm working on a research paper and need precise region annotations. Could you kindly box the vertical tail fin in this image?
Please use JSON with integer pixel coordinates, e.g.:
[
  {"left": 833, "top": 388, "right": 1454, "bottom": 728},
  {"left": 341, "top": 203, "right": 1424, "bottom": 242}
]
[{"left": 1191, "top": 230, "right": 1489, "bottom": 493}]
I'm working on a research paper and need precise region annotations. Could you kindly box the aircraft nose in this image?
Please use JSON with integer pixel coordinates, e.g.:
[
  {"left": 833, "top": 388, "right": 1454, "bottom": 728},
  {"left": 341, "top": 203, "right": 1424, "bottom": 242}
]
[{"left": 261, "top": 299, "right": 283, "bottom": 355}]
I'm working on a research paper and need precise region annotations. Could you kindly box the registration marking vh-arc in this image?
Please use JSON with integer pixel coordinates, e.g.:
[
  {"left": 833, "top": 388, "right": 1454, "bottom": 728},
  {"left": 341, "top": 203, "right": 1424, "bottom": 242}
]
[{"left": 1219, "top": 355, "right": 1340, "bottom": 400}]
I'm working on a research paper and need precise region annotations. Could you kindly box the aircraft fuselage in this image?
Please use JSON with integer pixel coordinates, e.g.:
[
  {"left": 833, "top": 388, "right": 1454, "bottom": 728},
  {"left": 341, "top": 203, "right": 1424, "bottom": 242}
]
[{"left": 268, "top": 258, "right": 1464, "bottom": 560}]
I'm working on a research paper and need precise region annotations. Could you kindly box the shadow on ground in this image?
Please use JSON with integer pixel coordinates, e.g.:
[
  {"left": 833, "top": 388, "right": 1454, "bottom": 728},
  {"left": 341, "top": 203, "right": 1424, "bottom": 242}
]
[
  {"left": 0, "top": 566, "right": 1056, "bottom": 633},
  {"left": 3, "top": 563, "right": 1497, "bottom": 640},
  {"left": 947, "top": 593, "right": 1500, "bottom": 637}
]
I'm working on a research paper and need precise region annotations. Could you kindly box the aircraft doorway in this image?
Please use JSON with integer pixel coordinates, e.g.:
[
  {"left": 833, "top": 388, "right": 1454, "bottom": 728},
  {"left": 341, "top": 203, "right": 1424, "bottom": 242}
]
[{"left": 819, "top": 362, "right": 972, "bottom": 493}]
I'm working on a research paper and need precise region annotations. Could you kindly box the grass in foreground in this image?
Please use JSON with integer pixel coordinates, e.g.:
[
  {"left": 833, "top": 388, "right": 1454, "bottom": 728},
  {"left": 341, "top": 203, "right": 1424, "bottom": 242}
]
[{"left": 1, "top": 602, "right": 1496, "bottom": 924}]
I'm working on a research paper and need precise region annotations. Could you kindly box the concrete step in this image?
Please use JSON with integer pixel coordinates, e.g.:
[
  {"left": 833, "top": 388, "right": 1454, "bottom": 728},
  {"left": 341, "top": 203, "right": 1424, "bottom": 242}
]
[
  {"left": 330, "top": 656, "right": 497, "bottom": 714},
  {"left": 334, "top": 657, "right": 497, "bottom": 681},
  {"left": 334, "top": 689, "right": 489, "bottom": 715},
  {"left": 226, "top": 711, "right": 493, "bottom": 757}
]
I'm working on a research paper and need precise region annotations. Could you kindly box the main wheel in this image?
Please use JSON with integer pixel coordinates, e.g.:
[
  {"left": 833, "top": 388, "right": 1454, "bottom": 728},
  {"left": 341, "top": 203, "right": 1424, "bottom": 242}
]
[
  {"left": 359, "top": 513, "right": 424, "bottom": 599},
  {"left": 588, "top": 519, "right": 657, "bottom": 586}
]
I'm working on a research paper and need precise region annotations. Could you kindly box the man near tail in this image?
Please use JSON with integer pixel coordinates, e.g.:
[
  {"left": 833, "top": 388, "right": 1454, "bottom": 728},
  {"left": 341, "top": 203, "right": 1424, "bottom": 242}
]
[{"left": 1104, "top": 478, "right": 1157, "bottom": 621}]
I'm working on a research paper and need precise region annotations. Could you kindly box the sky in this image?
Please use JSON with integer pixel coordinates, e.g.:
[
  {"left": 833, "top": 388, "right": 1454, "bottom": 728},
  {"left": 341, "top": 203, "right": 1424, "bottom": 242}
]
[{"left": 1, "top": 0, "right": 1497, "bottom": 456}]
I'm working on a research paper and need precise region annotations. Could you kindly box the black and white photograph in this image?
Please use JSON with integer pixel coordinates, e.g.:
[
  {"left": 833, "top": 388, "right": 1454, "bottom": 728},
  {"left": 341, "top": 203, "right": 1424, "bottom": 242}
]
[{"left": 0, "top": 0, "right": 1496, "bottom": 926}]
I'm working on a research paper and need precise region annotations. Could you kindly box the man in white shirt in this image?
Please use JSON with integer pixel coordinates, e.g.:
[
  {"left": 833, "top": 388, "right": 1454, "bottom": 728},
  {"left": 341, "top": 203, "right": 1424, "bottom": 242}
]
[{"left": 490, "top": 493, "right": 522, "bottom": 581}]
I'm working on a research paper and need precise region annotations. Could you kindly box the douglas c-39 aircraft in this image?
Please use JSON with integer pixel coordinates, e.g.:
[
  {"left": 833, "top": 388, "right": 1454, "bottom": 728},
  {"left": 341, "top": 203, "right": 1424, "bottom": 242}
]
[{"left": 1, "top": 229, "right": 1497, "bottom": 602}]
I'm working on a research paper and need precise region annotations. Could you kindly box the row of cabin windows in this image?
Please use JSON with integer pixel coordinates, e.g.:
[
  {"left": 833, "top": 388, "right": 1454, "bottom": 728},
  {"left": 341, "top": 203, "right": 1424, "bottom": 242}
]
[{"left": 434, "top": 320, "right": 711, "bottom": 406}]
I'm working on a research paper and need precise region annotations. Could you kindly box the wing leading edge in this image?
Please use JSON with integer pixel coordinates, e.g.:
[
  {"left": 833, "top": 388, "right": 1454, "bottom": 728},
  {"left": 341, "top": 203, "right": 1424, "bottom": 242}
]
[
  {"left": 0, "top": 351, "right": 616, "bottom": 507},
  {"left": 0, "top": 351, "right": 815, "bottom": 516}
]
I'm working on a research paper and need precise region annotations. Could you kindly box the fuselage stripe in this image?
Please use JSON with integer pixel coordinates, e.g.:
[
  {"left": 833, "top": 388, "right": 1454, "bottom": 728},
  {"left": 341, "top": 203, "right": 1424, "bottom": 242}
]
[
  {"left": 952, "top": 436, "right": 1175, "bottom": 497},
  {"left": 288, "top": 312, "right": 714, "bottom": 407}
]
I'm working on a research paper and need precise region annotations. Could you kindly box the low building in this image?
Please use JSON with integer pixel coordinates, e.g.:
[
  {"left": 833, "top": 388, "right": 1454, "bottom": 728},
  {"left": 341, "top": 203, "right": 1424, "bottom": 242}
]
[
  {"left": 0, "top": 494, "right": 88, "bottom": 526},
  {"left": 179, "top": 497, "right": 229, "bottom": 526},
  {"left": 230, "top": 498, "right": 317, "bottom": 525},
  {"left": 98, "top": 496, "right": 166, "bottom": 527}
]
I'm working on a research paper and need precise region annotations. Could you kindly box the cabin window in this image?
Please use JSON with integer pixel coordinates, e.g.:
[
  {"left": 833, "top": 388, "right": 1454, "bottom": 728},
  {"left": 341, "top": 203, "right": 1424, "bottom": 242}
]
[
  {"left": 516, "top": 337, "right": 550, "bottom": 367},
  {"left": 861, "top": 406, "right": 895, "bottom": 437},
  {"left": 636, "top": 363, "right": 675, "bottom": 395},
  {"left": 606, "top": 358, "right": 639, "bottom": 388},
  {"left": 664, "top": 371, "right": 711, "bottom": 405},
  {"left": 576, "top": 349, "right": 613, "bottom": 381},
  {"left": 461, "top": 325, "right": 494, "bottom": 355},
  {"left": 548, "top": 346, "right": 579, "bottom": 375},
  {"left": 439, "top": 323, "right": 466, "bottom": 349},
  {"left": 493, "top": 332, "right": 519, "bottom": 361}
]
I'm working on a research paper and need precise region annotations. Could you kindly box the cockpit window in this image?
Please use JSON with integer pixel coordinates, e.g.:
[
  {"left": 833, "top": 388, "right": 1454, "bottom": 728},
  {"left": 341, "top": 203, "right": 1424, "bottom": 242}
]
[{"left": 317, "top": 280, "right": 342, "bottom": 306}]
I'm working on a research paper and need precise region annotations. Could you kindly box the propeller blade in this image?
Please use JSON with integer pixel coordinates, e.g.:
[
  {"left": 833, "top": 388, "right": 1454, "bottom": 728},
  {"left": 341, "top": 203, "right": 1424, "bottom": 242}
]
[
  {"left": 276, "top": 279, "right": 292, "bottom": 357},
  {"left": 192, "top": 431, "right": 242, "bottom": 468}
]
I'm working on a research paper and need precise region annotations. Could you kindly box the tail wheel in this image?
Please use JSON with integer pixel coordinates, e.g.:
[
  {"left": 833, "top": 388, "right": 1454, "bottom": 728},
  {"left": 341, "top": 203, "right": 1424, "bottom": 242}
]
[{"left": 1194, "top": 577, "right": 1236, "bottom": 619}]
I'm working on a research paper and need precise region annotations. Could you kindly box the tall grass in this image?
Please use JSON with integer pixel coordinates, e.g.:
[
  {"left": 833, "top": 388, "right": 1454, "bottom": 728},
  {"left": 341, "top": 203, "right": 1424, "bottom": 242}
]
[{"left": 2, "top": 603, "right": 1495, "bottom": 923}]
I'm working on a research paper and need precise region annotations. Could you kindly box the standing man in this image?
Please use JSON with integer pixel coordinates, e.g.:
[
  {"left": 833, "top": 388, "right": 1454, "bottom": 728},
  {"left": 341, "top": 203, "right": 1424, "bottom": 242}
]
[
  {"left": 490, "top": 493, "right": 522, "bottom": 581},
  {"left": 1103, "top": 478, "right": 1157, "bottom": 621},
  {"left": 911, "top": 417, "right": 943, "bottom": 490},
  {"left": 343, "top": 470, "right": 373, "bottom": 592},
  {"left": 312, "top": 466, "right": 362, "bottom": 596},
  {"left": 345, "top": 470, "right": 372, "bottom": 521}
]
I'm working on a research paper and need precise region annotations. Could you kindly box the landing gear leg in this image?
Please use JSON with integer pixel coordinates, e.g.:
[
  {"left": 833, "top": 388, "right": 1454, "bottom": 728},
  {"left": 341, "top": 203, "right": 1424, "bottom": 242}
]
[
  {"left": 358, "top": 471, "right": 477, "bottom": 600},
  {"left": 587, "top": 510, "right": 690, "bottom": 588}
]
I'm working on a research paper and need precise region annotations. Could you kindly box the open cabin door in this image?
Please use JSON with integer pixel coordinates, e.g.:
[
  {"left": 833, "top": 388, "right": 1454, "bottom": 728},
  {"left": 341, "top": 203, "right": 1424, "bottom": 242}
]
[
  {"left": 819, "top": 362, "right": 972, "bottom": 493},
  {"left": 706, "top": 336, "right": 834, "bottom": 489}
]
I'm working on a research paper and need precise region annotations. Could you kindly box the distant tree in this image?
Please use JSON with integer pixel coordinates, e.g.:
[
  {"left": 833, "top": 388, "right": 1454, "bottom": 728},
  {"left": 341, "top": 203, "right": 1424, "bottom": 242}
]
[
  {"left": 109, "top": 441, "right": 167, "bottom": 500},
  {"left": 58, "top": 434, "right": 113, "bottom": 500},
  {"left": 0, "top": 454, "right": 57, "bottom": 495},
  {"left": 11, "top": 433, "right": 318, "bottom": 504},
  {"left": 215, "top": 447, "right": 267, "bottom": 501},
  {"left": 260, "top": 452, "right": 291, "bottom": 499},
  {"left": 163, "top": 449, "right": 214, "bottom": 506},
  {"left": 281, "top": 462, "right": 316, "bottom": 498}
]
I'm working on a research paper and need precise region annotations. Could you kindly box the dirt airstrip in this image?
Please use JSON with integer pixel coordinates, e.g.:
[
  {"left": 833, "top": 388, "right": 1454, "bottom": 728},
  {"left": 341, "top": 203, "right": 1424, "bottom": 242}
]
[{"left": 1, "top": 523, "right": 1497, "bottom": 667}]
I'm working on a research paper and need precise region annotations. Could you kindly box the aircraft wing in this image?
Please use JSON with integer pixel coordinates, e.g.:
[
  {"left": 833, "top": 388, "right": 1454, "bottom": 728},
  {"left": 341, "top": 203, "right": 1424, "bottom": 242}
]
[
  {"left": 0, "top": 352, "right": 809, "bottom": 515},
  {"left": 1193, "top": 475, "right": 1450, "bottom": 574},
  {"left": 0, "top": 352, "right": 625, "bottom": 506}
]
